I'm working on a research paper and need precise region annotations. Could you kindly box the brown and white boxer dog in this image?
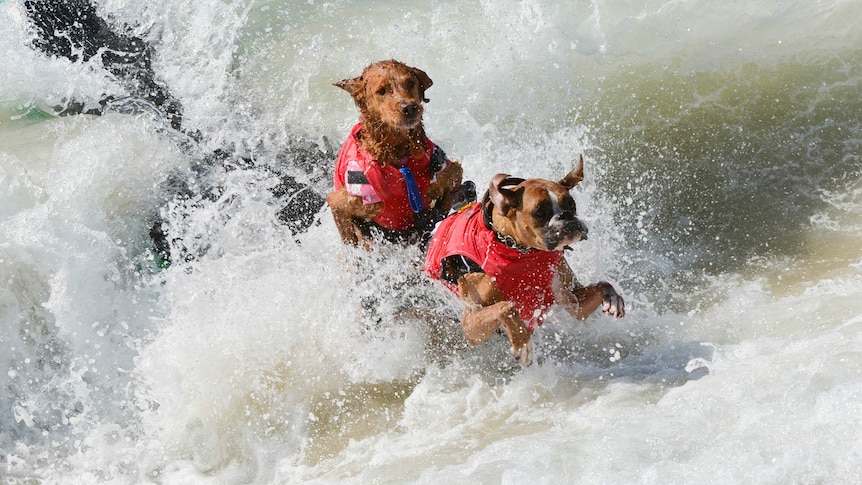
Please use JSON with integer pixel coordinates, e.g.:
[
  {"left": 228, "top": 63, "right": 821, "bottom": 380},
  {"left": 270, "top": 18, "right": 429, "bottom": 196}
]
[{"left": 423, "top": 156, "right": 625, "bottom": 365}]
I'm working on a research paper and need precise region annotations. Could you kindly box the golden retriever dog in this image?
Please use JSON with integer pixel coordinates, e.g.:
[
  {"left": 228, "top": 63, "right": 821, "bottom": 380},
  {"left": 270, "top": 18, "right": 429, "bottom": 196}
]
[{"left": 327, "top": 60, "right": 464, "bottom": 248}]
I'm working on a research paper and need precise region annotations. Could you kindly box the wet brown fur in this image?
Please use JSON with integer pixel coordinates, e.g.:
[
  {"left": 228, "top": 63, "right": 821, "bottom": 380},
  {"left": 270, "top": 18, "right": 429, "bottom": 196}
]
[
  {"left": 328, "top": 60, "right": 463, "bottom": 246},
  {"left": 334, "top": 59, "right": 432, "bottom": 166}
]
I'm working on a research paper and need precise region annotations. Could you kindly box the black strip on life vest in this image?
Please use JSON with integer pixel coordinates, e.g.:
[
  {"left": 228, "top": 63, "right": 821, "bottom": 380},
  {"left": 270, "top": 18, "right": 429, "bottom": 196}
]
[
  {"left": 440, "top": 254, "right": 484, "bottom": 284},
  {"left": 347, "top": 171, "right": 369, "bottom": 184}
]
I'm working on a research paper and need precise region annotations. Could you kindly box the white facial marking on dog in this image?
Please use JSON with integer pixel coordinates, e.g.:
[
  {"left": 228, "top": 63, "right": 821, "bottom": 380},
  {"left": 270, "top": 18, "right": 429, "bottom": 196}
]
[{"left": 548, "top": 190, "right": 563, "bottom": 217}]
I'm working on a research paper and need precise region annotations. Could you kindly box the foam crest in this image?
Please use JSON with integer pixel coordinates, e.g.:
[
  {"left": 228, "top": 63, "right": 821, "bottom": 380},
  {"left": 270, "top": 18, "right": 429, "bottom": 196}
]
[{"left": 3, "top": 0, "right": 862, "bottom": 482}]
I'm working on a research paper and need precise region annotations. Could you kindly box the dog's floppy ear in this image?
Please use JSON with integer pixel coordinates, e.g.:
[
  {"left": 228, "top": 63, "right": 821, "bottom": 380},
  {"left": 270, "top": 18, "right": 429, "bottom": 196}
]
[
  {"left": 409, "top": 66, "right": 433, "bottom": 103},
  {"left": 334, "top": 76, "right": 365, "bottom": 105},
  {"left": 489, "top": 173, "right": 525, "bottom": 215},
  {"left": 559, "top": 154, "right": 585, "bottom": 190}
]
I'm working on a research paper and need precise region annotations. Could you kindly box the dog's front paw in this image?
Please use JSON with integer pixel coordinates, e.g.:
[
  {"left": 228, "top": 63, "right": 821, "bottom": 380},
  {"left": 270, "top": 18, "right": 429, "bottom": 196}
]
[
  {"left": 499, "top": 302, "right": 533, "bottom": 366},
  {"left": 351, "top": 199, "right": 384, "bottom": 220},
  {"left": 327, "top": 189, "right": 384, "bottom": 220},
  {"left": 326, "top": 190, "right": 384, "bottom": 246},
  {"left": 598, "top": 281, "right": 625, "bottom": 318},
  {"left": 511, "top": 339, "right": 533, "bottom": 366},
  {"left": 427, "top": 160, "right": 463, "bottom": 200}
]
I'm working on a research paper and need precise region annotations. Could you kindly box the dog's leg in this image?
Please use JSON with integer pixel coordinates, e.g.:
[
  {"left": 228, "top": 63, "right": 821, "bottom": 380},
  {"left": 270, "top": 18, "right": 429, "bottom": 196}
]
[
  {"left": 426, "top": 160, "right": 463, "bottom": 202},
  {"left": 325, "top": 189, "right": 383, "bottom": 247},
  {"left": 555, "top": 260, "right": 625, "bottom": 319},
  {"left": 458, "top": 272, "right": 532, "bottom": 365}
]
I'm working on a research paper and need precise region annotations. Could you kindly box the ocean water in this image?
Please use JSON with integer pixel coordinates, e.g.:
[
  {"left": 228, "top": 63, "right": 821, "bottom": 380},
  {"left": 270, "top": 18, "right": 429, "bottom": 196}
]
[{"left": 2, "top": 0, "right": 862, "bottom": 483}]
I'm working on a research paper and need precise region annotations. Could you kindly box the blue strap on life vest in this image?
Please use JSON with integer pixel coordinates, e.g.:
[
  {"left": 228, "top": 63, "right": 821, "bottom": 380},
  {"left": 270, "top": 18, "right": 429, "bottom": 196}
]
[{"left": 399, "top": 165, "right": 424, "bottom": 214}]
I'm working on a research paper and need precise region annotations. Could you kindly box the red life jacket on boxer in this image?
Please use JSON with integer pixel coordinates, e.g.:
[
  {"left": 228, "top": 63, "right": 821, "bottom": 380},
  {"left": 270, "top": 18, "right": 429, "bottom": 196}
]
[
  {"left": 334, "top": 123, "right": 444, "bottom": 231},
  {"left": 423, "top": 202, "right": 563, "bottom": 330}
]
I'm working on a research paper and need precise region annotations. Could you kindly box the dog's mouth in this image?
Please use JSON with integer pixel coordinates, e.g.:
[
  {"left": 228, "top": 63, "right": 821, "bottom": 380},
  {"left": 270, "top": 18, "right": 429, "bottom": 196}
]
[
  {"left": 399, "top": 116, "right": 422, "bottom": 129},
  {"left": 542, "top": 217, "right": 588, "bottom": 251}
]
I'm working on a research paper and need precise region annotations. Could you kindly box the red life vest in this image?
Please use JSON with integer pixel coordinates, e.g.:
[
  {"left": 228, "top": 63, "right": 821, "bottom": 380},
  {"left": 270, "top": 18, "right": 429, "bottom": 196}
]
[
  {"left": 423, "top": 203, "right": 563, "bottom": 330},
  {"left": 334, "top": 123, "right": 442, "bottom": 231}
]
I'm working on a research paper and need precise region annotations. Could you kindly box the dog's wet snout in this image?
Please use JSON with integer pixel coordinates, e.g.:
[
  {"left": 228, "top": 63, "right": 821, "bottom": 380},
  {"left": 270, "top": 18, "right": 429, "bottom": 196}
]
[
  {"left": 566, "top": 219, "right": 588, "bottom": 241},
  {"left": 578, "top": 226, "right": 588, "bottom": 241},
  {"left": 574, "top": 219, "right": 588, "bottom": 240},
  {"left": 544, "top": 214, "right": 589, "bottom": 249},
  {"left": 401, "top": 102, "right": 420, "bottom": 117},
  {"left": 558, "top": 211, "right": 587, "bottom": 240}
]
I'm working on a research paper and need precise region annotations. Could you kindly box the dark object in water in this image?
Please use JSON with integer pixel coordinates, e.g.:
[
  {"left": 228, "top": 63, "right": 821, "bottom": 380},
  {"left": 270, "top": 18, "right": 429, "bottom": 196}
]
[
  {"left": 23, "top": 0, "right": 328, "bottom": 266},
  {"left": 23, "top": 0, "right": 183, "bottom": 130}
]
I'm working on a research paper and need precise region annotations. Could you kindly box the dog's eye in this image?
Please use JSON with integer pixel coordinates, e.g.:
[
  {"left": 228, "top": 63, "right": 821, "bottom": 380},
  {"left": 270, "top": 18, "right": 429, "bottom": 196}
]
[
  {"left": 406, "top": 79, "right": 415, "bottom": 89},
  {"left": 377, "top": 87, "right": 387, "bottom": 96},
  {"left": 532, "top": 201, "right": 552, "bottom": 223}
]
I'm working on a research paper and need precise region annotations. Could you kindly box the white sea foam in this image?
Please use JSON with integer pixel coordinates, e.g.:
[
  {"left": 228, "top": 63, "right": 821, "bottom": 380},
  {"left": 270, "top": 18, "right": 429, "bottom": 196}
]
[{"left": 2, "top": 0, "right": 862, "bottom": 483}]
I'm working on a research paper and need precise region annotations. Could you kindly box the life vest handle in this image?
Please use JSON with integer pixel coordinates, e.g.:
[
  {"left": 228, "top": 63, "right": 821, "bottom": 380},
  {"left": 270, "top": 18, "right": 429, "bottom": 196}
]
[{"left": 399, "top": 166, "right": 425, "bottom": 214}]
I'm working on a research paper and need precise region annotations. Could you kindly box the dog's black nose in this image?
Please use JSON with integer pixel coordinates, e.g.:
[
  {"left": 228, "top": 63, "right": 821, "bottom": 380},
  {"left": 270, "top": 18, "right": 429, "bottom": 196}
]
[{"left": 401, "top": 102, "right": 419, "bottom": 117}]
